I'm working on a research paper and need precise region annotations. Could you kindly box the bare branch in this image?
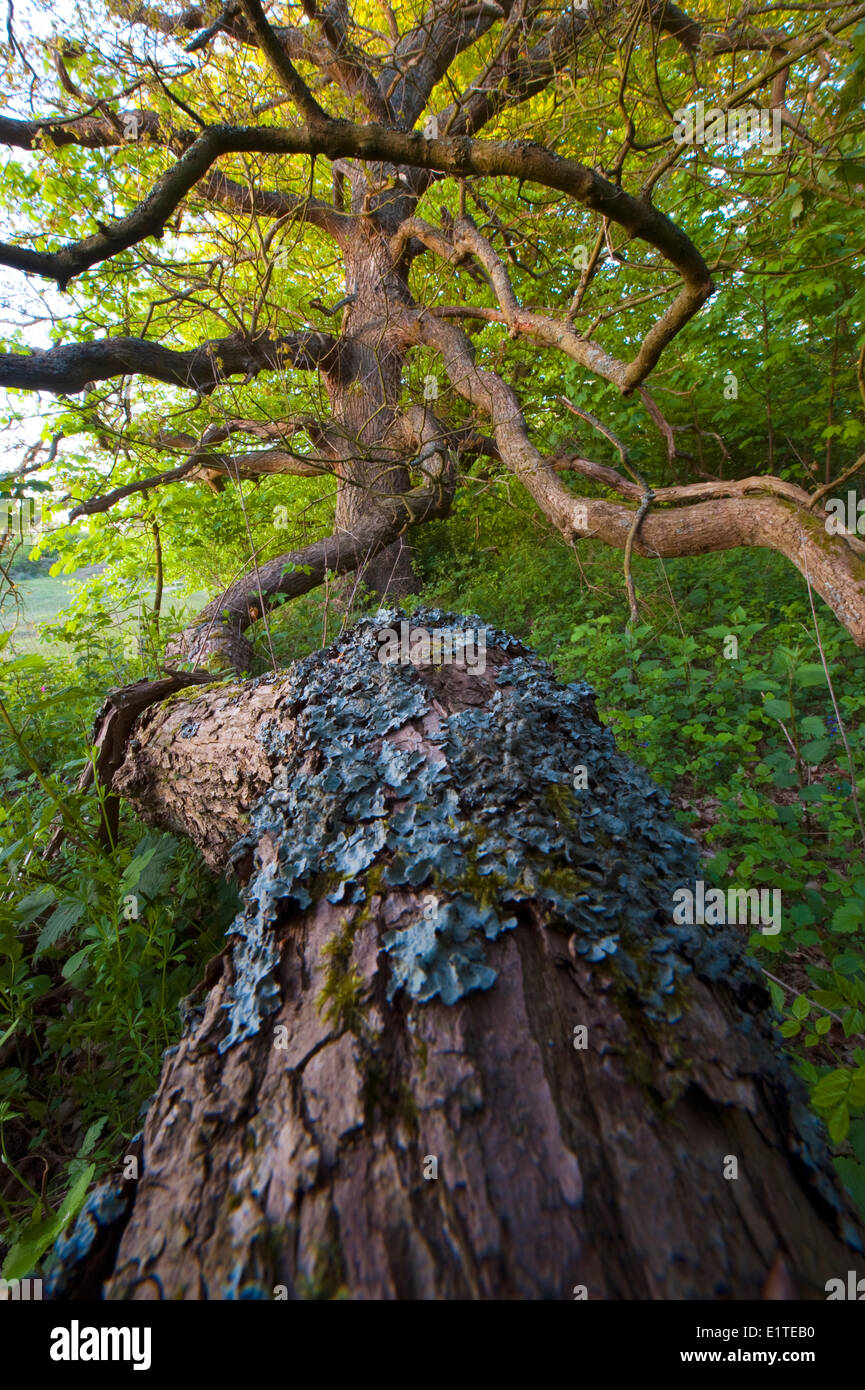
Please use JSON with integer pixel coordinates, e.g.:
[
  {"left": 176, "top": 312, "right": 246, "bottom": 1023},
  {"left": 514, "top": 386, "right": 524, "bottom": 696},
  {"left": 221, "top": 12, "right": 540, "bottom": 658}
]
[
  {"left": 0, "top": 120, "right": 712, "bottom": 320},
  {"left": 0, "top": 332, "right": 339, "bottom": 396},
  {"left": 68, "top": 461, "right": 199, "bottom": 519},
  {"left": 237, "top": 0, "right": 330, "bottom": 126}
]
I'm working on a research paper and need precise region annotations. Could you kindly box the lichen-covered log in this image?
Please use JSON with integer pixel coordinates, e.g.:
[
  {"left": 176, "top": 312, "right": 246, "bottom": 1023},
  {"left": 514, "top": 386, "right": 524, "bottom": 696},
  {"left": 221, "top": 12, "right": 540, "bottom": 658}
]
[{"left": 60, "top": 611, "right": 862, "bottom": 1299}]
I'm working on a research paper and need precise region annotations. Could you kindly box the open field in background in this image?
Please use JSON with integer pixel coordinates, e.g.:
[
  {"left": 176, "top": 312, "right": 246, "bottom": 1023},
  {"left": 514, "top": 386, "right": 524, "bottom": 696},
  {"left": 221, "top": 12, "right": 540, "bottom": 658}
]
[
  {"left": 0, "top": 575, "right": 73, "bottom": 652},
  {"left": 0, "top": 569, "right": 209, "bottom": 658}
]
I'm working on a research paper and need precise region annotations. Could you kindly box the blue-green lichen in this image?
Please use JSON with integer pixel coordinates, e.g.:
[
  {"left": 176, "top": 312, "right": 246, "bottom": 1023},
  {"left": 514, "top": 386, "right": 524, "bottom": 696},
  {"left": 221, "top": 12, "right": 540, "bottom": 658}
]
[{"left": 215, "top": 608, "right": 718, "bottom": 1052}]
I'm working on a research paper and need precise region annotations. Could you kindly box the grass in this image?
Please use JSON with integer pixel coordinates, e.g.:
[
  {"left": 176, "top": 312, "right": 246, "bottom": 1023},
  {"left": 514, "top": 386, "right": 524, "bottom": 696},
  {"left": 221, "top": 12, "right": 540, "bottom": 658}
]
[
  {"left": 0, "top": 576, "right": 77, "bottom": 654},
  {"left": 0, "top": 570, "right": 209, "bottom": 659}
]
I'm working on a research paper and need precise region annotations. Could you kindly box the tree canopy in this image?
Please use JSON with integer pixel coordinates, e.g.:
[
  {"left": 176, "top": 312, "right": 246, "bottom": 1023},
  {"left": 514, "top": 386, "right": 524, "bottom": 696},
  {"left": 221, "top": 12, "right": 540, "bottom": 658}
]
[{"left": 0, "top": 0, "right": 863, "bottom": 660}]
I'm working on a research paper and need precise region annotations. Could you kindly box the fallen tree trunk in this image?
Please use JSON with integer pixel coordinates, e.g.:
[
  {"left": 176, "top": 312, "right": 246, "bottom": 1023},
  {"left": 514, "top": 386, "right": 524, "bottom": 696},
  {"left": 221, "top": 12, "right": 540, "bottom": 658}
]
[{"left": 50, "top": 612, "right": 864, "bottom": 1299}]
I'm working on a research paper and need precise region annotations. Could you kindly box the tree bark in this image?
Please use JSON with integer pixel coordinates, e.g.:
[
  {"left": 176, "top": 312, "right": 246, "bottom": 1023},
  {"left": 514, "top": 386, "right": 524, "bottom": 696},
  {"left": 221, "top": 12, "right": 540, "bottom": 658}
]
[
  {"left": 324, "top": 201, "right": 421, "bottom": 600},
  {"left": 50, "top": 614, "right": 864, "bottom": 1300}
]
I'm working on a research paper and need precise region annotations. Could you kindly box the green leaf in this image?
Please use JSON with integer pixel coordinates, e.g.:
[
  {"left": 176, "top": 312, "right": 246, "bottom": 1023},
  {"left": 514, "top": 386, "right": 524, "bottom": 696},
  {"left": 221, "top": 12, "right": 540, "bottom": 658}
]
[
  {"left": 833, "top": 953, "right": 865, "bottom": 976},
  {"left": 14, "top": 889, "right": 57, "bottom": 926},
  {"left": 799, "top": 715, "right": 826, "bottom": 739},
  {"left": 812, "top": 1069, "right": 850, "bottom": 1111},
  {"left": 832, "top": 901, "right": 864, "bottom": 934},
  {"left": 799, "top": 782, "right": 828, "bottom": 801},
  {"left": 801, "top": 739, "right": 832, "bottom": 763},
  {"left": 843, "top": 1010, "right": 865, "bottom": 1037},
  {"left": 35, "top": 900, "right": 85, "bottom": 957},
  {"left": 794, "top": 664, "right": 827, "bottom": 688},
  {"left": 61, "top": 946, "right": 91, "bottom": 980},
  {"left": 849, "top": 1068, "right": 865, "bottom": 1109},
  {"left": 763, "top": 698, "right": 792, "bottom": 720},
  {"left": 1, "top": 1162, "right": 94, "bottom": 1280},
  {"left": 78, "top": 1116, "right": 108, "bottom": 1158},
  {"left": 834, "top": 1156, "right": 865, "bottom": 1221},
  {"left": 850, "top": 1118, "right": 865, "bottom": 1166},
  {"left": 120, "top": 847, "right": 157, "bottom": 892},
  {"left": 828, "top": 1102, "right": 850, "bottom": 1145},
  {"left": 772, "top": 768, "right": 799, "bottom": 788}
]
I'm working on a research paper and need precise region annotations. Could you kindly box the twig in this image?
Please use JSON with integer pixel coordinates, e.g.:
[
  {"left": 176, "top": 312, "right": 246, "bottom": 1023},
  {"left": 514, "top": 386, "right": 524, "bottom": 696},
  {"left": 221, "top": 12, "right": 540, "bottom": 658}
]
[
  {"left": 808, "top": 450, "right": 865, "bottom": 511},
  {"left": 799, "top": 534, "right": 865, "bottom": 850},
  {"left": 558, "top": 397, "right": 654, "bottom": 623},
  {"left": 762, "top": 969, "right": 846, "bottom": 1028}
]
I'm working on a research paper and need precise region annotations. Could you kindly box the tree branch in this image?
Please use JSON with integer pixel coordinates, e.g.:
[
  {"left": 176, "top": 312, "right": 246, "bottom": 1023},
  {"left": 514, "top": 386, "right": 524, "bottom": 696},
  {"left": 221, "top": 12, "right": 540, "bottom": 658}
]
[
  {"left": 295, "top": 0, "right": 394, "bottom": 123},
  {"left": 407, "top": 307, "right": 865, "bottom": 647},
  {"left": 0, "top": 107, "right": 166, "bottom": 150},
  {"left": 439, "top": 4, "right": 593, "bottom": 141},
  {"left": 381, "top": 0, "right": 520, "bottom": 130},
  {"left": 415, "top": 216, "right": 707, "bottom": 395},
  {"left": 0, "top": 331, "right": 339, "bottom": 395},
  {"left": 67, "top": 445, "right": 333, "bottom": 520},
  {"left": 0, "top": 119, "right": 712, "bottom": 316},
  {"left": 237, "top": 0, "right": 331, "bottom": 126},
  {"left": 197, "top": 169, "right": 352, "bottom": 240},
  {"left": 0, "top": 110, "right": 350, "bottom": 239},
  {"left": 68, "top": 461, "right": 199, "bottom": 519},
  {"left": 172, "top": 454, "right": 456, "bottom": 670}
]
